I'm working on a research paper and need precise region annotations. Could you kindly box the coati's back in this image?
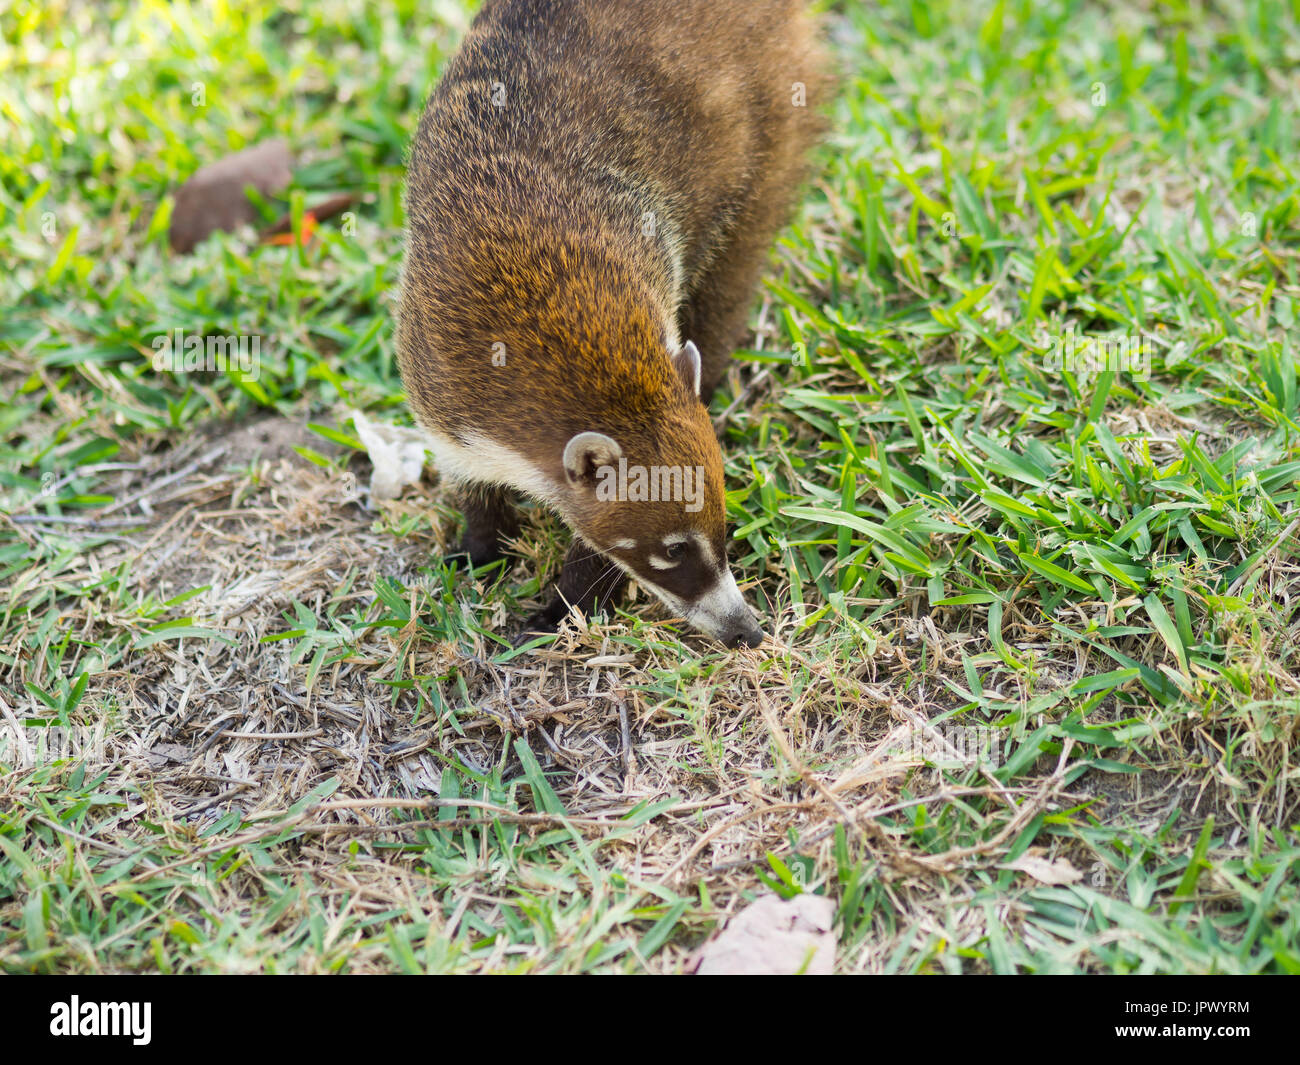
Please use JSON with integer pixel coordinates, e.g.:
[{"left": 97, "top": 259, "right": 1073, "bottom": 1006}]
[{"left": 398, "top": 0, "right": 828, "bottom": 453}]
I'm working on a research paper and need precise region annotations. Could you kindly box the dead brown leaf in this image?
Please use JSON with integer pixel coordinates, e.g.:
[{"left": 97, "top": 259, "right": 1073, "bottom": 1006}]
[
  {"left": 694, "top": 894, "right": 836, "bottom": 975},
  {"left": 169, "top": 139, "right": 292, "bottom": 253}
]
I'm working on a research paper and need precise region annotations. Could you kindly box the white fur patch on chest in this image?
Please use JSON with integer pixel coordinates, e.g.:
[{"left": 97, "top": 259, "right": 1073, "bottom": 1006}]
[{"left": 421, "top": 426, "right": 563, "bottom": 510}]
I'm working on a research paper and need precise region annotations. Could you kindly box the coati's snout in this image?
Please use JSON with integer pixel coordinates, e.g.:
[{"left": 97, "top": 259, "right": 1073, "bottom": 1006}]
[{"left": 559, "top": 343, "right": 764, "bottom": 648}]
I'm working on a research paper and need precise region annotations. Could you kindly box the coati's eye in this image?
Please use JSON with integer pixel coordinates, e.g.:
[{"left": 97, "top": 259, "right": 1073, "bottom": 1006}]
[{"left": 648, "top": 535, "right": 690, "bottom": 571}]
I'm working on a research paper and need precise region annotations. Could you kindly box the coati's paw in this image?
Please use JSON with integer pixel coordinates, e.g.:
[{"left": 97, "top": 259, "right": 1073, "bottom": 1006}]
[
  {"left": 447, "top": 534, "right": 508, "bottom": 571},
  {"left": 511, "top": 600, "right": 568, "bottom": 647}
]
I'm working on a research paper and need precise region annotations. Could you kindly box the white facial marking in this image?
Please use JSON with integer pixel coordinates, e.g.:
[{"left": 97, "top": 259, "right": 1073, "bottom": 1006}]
[
  {"left": 648, "top": 555, "right": 677, "bottom": 570},
  {"left": 413, "top": 421, "right": 756, "bottom": 642},
  {"left": 418, "top": 428, "right": 562, "bottom": 510},
  {"left": 610, "top": 539, "right": 637, "bottom": 551}
]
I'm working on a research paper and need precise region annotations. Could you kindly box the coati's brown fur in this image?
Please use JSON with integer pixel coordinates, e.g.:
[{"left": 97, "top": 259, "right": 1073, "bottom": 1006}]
[{"left": 397, "top": 0, "right": 830, "bottom": 645}]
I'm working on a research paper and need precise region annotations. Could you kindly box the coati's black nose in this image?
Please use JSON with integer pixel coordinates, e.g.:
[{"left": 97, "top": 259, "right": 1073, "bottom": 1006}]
[{"left": 726, "top": 624, "right": 765, "bottom": 649}]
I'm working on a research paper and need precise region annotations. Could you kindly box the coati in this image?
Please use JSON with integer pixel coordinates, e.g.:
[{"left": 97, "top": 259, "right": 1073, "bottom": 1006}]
[{"left": 396, "top": 0, "right": 829, "bottom": 646}]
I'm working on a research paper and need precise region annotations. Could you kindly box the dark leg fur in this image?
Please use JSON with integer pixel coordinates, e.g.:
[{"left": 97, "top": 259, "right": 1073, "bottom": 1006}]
[
  {"left": 679, "top": 243, "right": 772, "bottom": 405},
  {"left": 516, "top": 539, "right": 629, "bottom": 642},
  {"left": 456, "top": 485, "right": 521, "bottom": 568},
  {"left": 680, "top": 119, "right": 825, "bottom": 405}
]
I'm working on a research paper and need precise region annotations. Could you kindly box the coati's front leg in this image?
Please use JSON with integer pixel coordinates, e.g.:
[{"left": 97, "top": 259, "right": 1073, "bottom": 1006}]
[
  {"left": 679, "top": 237, "right": 774, "bottom": 406},
  {"left": 455, "top": 484, "right": 521, "bottom": 568},
  {"left": 682, "top": 164, "right": 820, "bottom": 405},
  {"left": 517, "top": 539, "right": 629, "bottom": 640}
]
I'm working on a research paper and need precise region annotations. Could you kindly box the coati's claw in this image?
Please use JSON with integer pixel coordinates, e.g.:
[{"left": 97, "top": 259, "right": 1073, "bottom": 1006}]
[
  {"left": 511, "top": 609, "right": 565, "bottom": 648},
  {"left": 444, "top": 549, "right": 505, "bottom": 575},
  {"left": 510, "top": 629, "right": 545, "bottom": 649},
  {"left": 452, "top": 535, "right": 508, "bottom": 571}
]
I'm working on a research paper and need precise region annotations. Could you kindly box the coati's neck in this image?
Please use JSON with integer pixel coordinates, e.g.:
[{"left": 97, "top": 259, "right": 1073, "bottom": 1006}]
[
  {"left": 572, "top": 160, "right": 687, "bottom": 332},
  {"left": 519, "top": 152, "right": 686, "bottom": 351}
]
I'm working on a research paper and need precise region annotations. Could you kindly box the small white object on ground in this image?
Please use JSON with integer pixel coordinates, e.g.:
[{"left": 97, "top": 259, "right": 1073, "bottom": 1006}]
[
  {"left": 350, "top": 410, "right": 430, "bottom": 505},
  {"left": 1001, "top": 853, "right": 1084, "bottom": 886},
  {"left": 694, "top": 893, "right": 836, "bottom": 975}
]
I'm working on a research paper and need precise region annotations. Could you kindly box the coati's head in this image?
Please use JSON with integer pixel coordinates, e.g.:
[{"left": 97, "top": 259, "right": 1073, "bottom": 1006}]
[{"left": 559, "top": 341, "right": 764, "bottom": 648}]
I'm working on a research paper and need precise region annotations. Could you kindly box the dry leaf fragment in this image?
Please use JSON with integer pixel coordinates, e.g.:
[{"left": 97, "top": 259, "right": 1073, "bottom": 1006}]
[
  {"left": 260, "top": 193, "right": 357, "bottom": 244},
  {"left": 169, "top": 139, "right": 293, "bottom": 253},
  {"left": 695, "top": 893, "right": 836, "bottom": 975},
  {"left": 1002, "top": 854, "right": 1084, "bottom": 886}
]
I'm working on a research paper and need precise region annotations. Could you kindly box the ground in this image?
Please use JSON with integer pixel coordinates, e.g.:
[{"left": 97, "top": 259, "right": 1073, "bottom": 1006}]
[{"left": 1, "top": 0, "right": 1298, "bottom": 973}]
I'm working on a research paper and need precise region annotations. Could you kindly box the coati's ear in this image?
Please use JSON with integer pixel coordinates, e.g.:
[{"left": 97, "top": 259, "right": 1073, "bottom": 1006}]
[
  {"left": 563, "top": 431, "right": 623, "bottom": 488},
  {"left": 671, "top": 340, "right": 702, "bottom": 398}
]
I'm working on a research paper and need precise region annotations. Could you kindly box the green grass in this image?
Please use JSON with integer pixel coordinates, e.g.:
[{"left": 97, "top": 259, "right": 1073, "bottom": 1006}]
[{"left": 1, "top": 0, "right": 1298, "bottom": 973}]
